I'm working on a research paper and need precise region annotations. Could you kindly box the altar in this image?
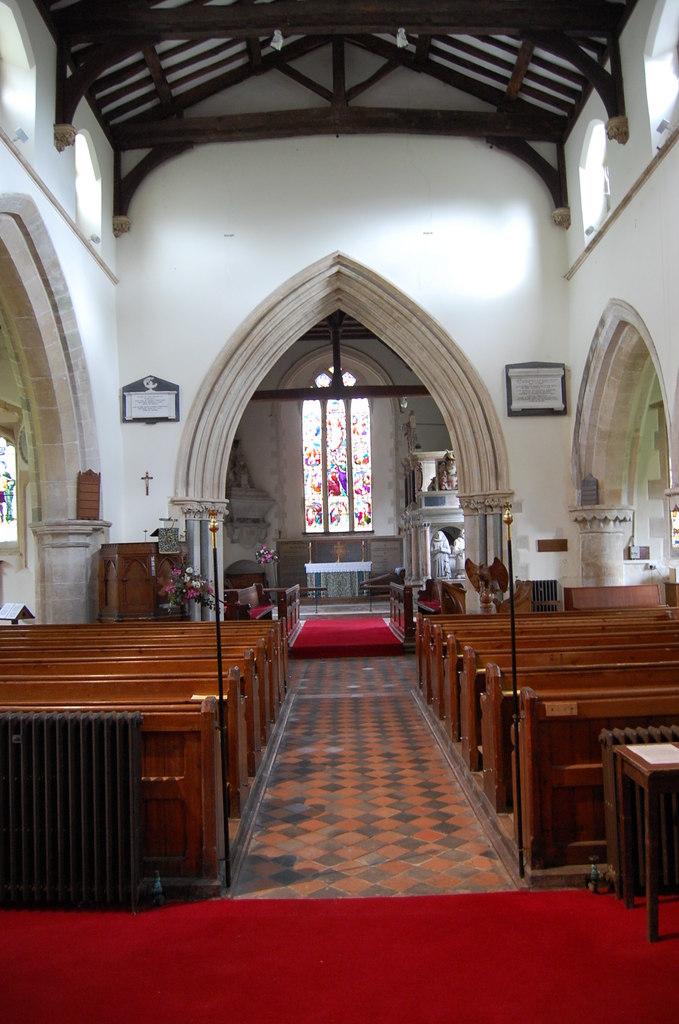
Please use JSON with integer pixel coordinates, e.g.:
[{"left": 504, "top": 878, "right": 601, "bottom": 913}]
[{"left": 305, "top": 561, "right": 372, "bottom": 599}]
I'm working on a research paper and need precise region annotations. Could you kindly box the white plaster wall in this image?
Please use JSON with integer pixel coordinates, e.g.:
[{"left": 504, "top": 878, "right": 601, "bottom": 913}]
[
  {"left": 115, "top": 133, "right": 573, "bottom": 579},
  {"left": 0, "top": 5, "right": 123, "bottom": 539}
]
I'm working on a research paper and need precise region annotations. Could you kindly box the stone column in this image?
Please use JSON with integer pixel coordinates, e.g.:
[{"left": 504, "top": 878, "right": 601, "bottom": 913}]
[
  {"left": 169, "top": 498, "right": 229, "bottom": 620},
  {"left": 459, "top": 492, "right": 513, "bottom": 612},
  {"left": 569, "top": 505, "right": 634, "bottom": 585},
  {"left": 31, "top": 518, "right": 111, "bottom": 623},
  {"left": 421, "top": 521, "right": 432, "bottom": 579}
]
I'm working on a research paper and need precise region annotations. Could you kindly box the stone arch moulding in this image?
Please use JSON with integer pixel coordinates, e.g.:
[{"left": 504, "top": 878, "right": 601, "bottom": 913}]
[
  {"left": 175, "top": 251, "right": 510, "bottom": 501},
  {"left": 571, "top": 297, "right": 670, "bottom": 504},
  {"left": 0, "top": 193, "right": 100, "bottom": 520}
]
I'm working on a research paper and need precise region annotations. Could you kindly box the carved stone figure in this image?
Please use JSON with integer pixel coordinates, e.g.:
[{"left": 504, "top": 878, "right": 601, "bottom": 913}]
[
  {"left": 431, "top": 530, "right": 452, "bottom": 578},
  {"left": 437, "top": 451, "right": 458, "bottom": 491},
  {"left": 227, "top": 452, "right": 253, "bottom": 490}
]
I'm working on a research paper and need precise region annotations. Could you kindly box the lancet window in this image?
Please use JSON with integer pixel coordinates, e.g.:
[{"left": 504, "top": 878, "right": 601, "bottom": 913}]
[{"left": 302, "top": 371, "right": 372, "bottom": 533}]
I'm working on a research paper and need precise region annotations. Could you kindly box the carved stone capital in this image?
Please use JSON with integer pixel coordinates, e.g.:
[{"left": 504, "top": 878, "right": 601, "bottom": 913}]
[
  {"left": 113, "top": 215, "right": 131, "bottom": 237},
  {"left": 459, "top": 492, "right": 513, "bottom": 515},
  {"left": 568, "top": 504, "right": 634, "bottom": 531},
  {"left": 606, "top": 116, "right": 629, "bottom": 145},
  {"left": 170, "top": 498, "right": 229, "bottom": 521},
  {"left": 552, "top": 206, "right": 571, "bottom": 230},
  {"left": 54, "top": 124, "right": 77, "bottom": 152}
]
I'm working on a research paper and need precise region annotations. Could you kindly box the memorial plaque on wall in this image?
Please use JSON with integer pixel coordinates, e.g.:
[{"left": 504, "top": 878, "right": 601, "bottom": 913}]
[
  {"left": 369, "top": 538, "right": 403, "bottom": 574},
  {"left": 277, "top": 541, "right": 309, "bottom": 587},
  {"left": 122, "top": 375, "right": 180, "bottom": 423},
  {"left": 505, "top": 362, "right": 567, "bottom": 416}
]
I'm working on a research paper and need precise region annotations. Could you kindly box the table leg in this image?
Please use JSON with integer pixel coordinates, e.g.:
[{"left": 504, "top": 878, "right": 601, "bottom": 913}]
[
  {"left": 645, "top": 788, "right": 659, "bottom": 942},
  {"left": 619, "top": 770, "right": 635, "bottom": 910}
]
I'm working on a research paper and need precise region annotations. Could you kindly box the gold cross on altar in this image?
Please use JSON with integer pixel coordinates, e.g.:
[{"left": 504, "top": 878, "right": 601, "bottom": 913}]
[{"left": 334, "top": 541, "right": 345, "bottom": 562}]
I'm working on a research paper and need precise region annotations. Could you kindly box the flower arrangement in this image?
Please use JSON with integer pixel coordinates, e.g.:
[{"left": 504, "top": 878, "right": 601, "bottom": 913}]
[
  {"left": 164, "top": 564, "right": 215, "bottom": 611},
  {"left": 255, "top": 545, "right": 278, "bottom": 564}
]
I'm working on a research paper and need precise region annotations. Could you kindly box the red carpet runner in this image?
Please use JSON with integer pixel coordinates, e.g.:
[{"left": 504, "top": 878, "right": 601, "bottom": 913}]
[
  {"left": 2, "top": 891, "right": 678, "bottom": 1023},
  {"left": 290, "top": 616, "right": 403, "bottom": 658}
]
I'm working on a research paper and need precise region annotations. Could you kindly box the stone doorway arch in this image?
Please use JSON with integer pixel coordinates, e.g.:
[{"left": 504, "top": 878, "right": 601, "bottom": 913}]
[
  {"left": 0, "top": 194, "right": 104, "bottom": 621},
  {"left": 175, "top": 252, "right": 509, "bottom": 502},
  {"left": 570, "top": 298, "right": 670, "bottom": 584}
]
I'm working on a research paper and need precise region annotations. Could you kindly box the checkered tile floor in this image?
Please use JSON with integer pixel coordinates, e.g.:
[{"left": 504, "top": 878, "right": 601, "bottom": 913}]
[{"left": 232, "top": 655, "right": 515, "bottom": 898}]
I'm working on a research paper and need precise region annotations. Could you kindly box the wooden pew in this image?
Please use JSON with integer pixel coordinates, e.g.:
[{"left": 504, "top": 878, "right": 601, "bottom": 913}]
[
  {"left": 431, "top": 618, "right": 679, "bottom": 743},
  {"left": 418, "top": 605, "right": 678, "bottom": 691},
  {"left": 461, "top": 639, "right": 679, "bottom": 774},
  {"left": 0, "top": 644, "right": 265, "bottom": 784},
  {"left": 0, "top": 694, "right": 226, "bottom": 892},
  {"left": 518, "top": 686, "right": 679, "bottom": 871},
  {"left": 0, "top": 669, "right": 251, "bottom": 818},
  {"left": 480, "top": 659, "right": 679, "bottom": 815}
]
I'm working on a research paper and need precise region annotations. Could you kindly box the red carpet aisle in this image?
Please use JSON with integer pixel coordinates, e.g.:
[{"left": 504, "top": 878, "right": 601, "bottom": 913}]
[
  {"left": 2, "top": 891, "right": 678, "bottom": 1024},
  {"left": 290, "top": 616, "right": 403, "bottom": 658}
]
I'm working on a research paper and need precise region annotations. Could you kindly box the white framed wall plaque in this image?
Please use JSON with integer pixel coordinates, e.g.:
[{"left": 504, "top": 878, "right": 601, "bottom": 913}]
[
  {"left": 505, "top": 362, "right": 567, "bottom": 416},
  {"left": 122, "top": 375, "right": 180, "bottom": 423}
]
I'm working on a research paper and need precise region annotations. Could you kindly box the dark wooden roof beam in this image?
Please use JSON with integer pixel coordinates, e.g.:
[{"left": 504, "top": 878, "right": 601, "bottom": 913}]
[
  {"left": 428, "top": 39, "right": 575, "bottom": 115},
  {"left": 111, "top": 106, "right": 566, "bottom": 150},
  {"left": 347, "top": 33, "right": 521, "bottom": 113},
  {"left": 250, "top": 384, "right": 431, "bottom": 403},
  {"left": 142, "top": 45, "right": 174, "bottom": 113},
  {"left": 527, "top": 32, "right": 620, "bottom": 121},
  {"left": 274, "top": 62, "right": 334, "bottom": 105},
  {"left": 502, "top": 40, "right": 535, "bottom": 105},
  {"left": 333, "top": 37, "right": 347, "bottom": 107},
  {"left": 53, "top": 3, "right": 627, "bottom": 45},
  {"left": 119, "top": 36, "right": 331, "bottom": 126},
  {"left": 486, "top": 136, "right": 564, "bottom": 209},
  {"left": 345, "top": 60, "right": 401, "bottom": 103}
]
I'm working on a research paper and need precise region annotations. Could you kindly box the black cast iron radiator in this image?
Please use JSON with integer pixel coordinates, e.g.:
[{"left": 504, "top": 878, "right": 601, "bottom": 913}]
[
  {"left": 0, "top": 710, "right": 143, "bottom": 910},
  {"left": 600, "top": 723, "right": 679, "bottom": 895},
  {"left": 531, "top": 579, "right": 561, "bottom": 612}
]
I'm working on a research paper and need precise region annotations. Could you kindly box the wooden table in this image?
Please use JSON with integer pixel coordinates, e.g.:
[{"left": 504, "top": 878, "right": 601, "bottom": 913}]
[{"left": 615, "top": 743, "right": 679, "bottom": 941}]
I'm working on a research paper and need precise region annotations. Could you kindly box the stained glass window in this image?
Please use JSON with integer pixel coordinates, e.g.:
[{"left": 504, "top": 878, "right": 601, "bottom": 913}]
[
  {"left": 0, "top": 437, "right": 18, "bottom": 545},
  {"left": 302, "top": 379, "right": 372, "bottom": 533}
]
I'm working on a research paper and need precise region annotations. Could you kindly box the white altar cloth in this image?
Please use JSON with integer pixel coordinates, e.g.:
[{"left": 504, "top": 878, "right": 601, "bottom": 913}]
[
  {"left": 305, "top": 561, "right": 372, "bottom": 599},
  {"left": 305, "top": 561, "right": 372, "bottom": 574}
]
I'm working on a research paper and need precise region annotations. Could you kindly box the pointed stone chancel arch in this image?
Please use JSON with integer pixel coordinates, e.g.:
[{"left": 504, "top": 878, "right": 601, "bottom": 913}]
[{"left": 175, "top": 252, "right": 509, "bottom": 501}]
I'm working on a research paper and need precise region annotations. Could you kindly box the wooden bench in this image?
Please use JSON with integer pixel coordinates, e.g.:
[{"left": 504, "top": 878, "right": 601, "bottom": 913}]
[
  {"left": 461, "top": 639, "right": 679, "bottom": 775},
  {"left": 0, "top": 692, "right": 229, "bottom": 894},
  {"left": 518, "top": 685, "right": 679, "bottom": 871},
  {"left": 0, "top": 618, "right": 289, "bottom": 695},
  {"left": 389, "top": 582, "right": 416, "bottom": 650},
  {"left": 267, "top": 584, "right": 301, "bottom": 640},
  {"left": 223, "top": 582, "right": 275, "bottom": 621},
  {"left": 420, "top": 611, "right": 679, "bottom": 732},
  {"left": 479, "top": 657, "right": 679, "bottom": 815},
  {"left": 563, "top": 583, "right": 663, "bottom": 611}
]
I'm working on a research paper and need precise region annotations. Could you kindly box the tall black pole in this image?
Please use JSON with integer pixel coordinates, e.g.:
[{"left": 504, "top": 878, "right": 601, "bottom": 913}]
[
  {"left": 209, "top": 509, "right": 231, "bottom": 889},
  {"left": 503, "top": 503, "right": 524, "bottom": 879}
]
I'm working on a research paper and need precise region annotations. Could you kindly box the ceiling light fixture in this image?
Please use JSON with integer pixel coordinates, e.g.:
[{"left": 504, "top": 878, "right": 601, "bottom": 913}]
[
  {"left": 396, "top": 27, "right": 408, "bottom": 48},
  {"left": 270, "top": 29, "right": 284, "bottom": 51}
]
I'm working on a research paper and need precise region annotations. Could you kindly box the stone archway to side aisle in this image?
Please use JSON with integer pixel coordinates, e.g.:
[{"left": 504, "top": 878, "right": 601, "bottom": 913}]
[
  {"left": 0, "top": 195, "right": 103, "bottom": 621},
  {"left": 572, "top": 298, "right": 670, "bottom": 506},
  {"left": 175, "top": 252, "right": 509, "bottom": 502}
]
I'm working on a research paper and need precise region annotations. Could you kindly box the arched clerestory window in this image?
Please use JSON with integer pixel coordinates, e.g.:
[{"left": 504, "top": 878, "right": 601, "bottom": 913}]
[
  {"left": 0, "top": 434, "right": 17, "bottom": 546},
  {"left": 0, "top": 1, "right": 36, "bottom": 157},
  {"left": 579, "top": 120, "right": 610, "bottom": 242},
  {"left": 302, "top": 370, "right": 372, "bottom": 533}
]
